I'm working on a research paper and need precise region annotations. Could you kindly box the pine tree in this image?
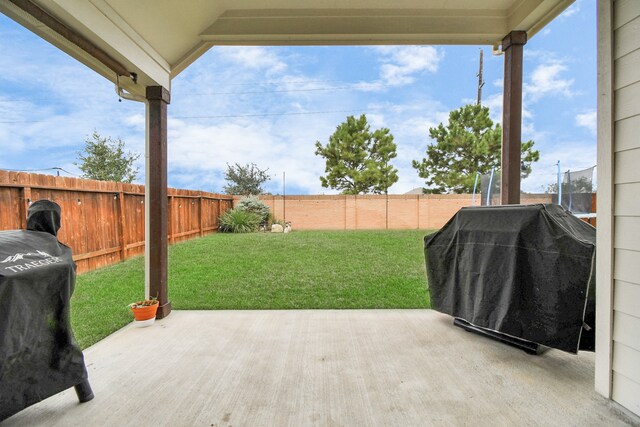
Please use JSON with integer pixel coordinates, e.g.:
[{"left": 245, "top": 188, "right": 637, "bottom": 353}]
[
  {"left": 412, "top": 104, "right": 539, "bottom": 193},
  {"left": 315, "top": 114, "right": 398, "bottom": 194}
]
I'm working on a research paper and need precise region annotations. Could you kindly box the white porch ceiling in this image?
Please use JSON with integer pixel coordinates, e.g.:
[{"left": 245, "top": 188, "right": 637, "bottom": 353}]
[{"left": 0, "top": 0, "right": 574, "bottom": 95}]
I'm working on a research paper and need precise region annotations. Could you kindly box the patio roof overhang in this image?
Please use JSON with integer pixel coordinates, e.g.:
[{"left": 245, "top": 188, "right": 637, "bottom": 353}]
[
  {"left": 0, "top": 0, "right": 573, "bottom": 95},
  {"left": 0, "top": 0, "right": 575, "bottom": 319}
]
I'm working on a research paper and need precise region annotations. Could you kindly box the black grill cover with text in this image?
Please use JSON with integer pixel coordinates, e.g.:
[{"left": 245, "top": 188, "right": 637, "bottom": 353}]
[
  {"left": 0, "top": 202, "right": 88, "bottom": 421},
  {"left": 424, "top": 204, "right": 595, "bottom": 354}
]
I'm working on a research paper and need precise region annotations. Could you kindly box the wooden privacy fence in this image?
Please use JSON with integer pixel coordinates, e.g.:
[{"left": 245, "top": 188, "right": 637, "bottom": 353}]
[{"left": 0, "top": 171, "right": 233, "bottom": 273}]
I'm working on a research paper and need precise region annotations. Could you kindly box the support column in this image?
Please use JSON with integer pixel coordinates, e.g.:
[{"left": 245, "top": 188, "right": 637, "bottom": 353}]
[
  {"left": 595, "top": 0, "right": 614, "bottom": 398},
  {"left": 146, "top": 86, "right": 171, "bottom": 319},
  {"left": 501, "top": 31, "right": 527, "bottom": 205}
]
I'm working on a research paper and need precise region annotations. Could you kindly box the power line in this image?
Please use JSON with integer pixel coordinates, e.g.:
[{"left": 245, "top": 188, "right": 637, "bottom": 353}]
[
  {"left": 214, "top": 78, "right": 342, "bottom": 86},
  {"left": 0, "top": 80, "right": 387, "bottom": 104},
  {"left": 0, "top": 119, "right": 51, "bottom": 123},
  {"left": 172, "top": 108, "right": 382, "bottom": 120},
  {"left": 0, "top": 98, "right": 59, "bottom": 104},
  {"left": 182, "top": 83, "right": 388, "bottom": 97},
  {"left": 476, "top": 49, "right": 484, "bottom": 105},
  {"left": 176, "top": 78, "right": 343, "bottom": 89},
  {"left": 55, "top": 167, "right": 79, "bottom": 177},
  {"left": 0, "top": 167, "right": 79, "bottom": 176},
  {"left": 0, "top": 107, "right": 383, "bottom": 124}
]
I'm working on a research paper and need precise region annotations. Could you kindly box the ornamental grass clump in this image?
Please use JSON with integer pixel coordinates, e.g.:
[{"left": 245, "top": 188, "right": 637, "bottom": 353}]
[{"left": 219, "top": 208, "right": 261, "bottom": 233}]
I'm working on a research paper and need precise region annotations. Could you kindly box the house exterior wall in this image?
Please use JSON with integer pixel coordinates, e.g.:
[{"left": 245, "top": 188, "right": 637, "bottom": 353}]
[{"left": 598, "top": 0, "right": 640, "bottom": 416}]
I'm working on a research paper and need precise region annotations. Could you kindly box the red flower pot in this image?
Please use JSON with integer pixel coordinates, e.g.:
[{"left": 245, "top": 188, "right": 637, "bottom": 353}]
[{"left": 130, "top": 300, "right": 159, "bottom": 321}]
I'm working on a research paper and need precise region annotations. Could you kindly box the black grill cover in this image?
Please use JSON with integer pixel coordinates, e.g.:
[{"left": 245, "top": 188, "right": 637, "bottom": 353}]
[
  {"left": 0, "top": 201, "right": 88, "bottom": 421},
  {"left": 424, "top": 204, "right": 595, "bottom": 354}
]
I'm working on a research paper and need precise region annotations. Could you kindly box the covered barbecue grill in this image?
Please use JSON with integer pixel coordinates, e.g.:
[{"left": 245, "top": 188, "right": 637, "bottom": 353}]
[
  {"left": 424, "top": 204, "right": 595, "bottom": 354},
  {"left": 0, "top": 200, "right": 93, "bottom": 421}
]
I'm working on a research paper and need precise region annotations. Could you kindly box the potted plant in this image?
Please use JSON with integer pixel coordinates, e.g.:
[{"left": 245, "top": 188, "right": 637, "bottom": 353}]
[{"left": 129, "top": 296, "right": 159, "bottom": 327}]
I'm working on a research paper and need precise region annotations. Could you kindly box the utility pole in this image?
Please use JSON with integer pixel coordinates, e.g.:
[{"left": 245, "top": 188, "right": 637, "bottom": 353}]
[{"left": 477, "top": 48, "right": 485, "bottom": 106}]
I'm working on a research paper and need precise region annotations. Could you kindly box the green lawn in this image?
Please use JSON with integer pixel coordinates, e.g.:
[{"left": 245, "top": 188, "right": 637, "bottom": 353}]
[{"left": 71, "top": 230, "right": 432, "bottom": 349}]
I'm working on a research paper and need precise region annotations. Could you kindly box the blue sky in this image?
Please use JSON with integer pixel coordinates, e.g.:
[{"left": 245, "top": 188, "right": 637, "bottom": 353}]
[{"left": 0, "top": 1, "right": 595, "bottom": 195}]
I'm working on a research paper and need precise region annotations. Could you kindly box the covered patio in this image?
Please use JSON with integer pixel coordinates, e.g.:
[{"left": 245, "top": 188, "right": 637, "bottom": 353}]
[
  {"left": 0, "top": 0, "right": 567, "bottom": 320},
  {"left": 3, "top": 310, "right": 636, "bottom": 426},
  {"left": 2, "top": 0, "right": 640, "bottom": 422}
]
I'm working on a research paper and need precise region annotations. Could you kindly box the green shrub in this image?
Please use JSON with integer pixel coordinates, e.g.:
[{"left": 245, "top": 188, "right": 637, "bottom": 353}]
[
  {"left": 236, "top": 195, "right": 270, "bottom": 224},
  {"left": 219, "top": 208, "right": 261, "bottom": 233}
]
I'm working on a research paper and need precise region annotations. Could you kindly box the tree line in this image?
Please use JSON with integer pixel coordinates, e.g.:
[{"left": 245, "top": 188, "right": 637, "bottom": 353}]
[
  {"left": 314, "top": 104, "right": 538, "bottom": 194},
  {"left": 75, "top": 103, "right": 539, "bottom": 194}
]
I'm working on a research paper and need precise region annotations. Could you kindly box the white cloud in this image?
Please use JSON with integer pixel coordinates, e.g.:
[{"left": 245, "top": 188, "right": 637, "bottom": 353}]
[
  {"left": 0, "top": 23, "right": 148, "bottom": 175},
  {"left": 353, "top": 81, "right": 388, "bottom": 92},
  {"left": 366, "top": 113, "right": 387, "bottom": 129},
  {"left": 166, "top": 113, "right": 336, "bottom": 194},
  {"left": 481, "top": 93, "right": 504, "bottom": 123},
  {"left": 558, "top": 0, "right": 581, "bottom": 19},
  {"left": 125, "top": 114, "right": 145, "bottom": 127},
  {"left": 526, "top": 61, "right": 574, "bottom": 101},
  {"left": 373, "top": 46, "right": 442, "bottom": 86},
  {"left": 575, "top": 110, "right": 597, "bottom": 135},
  {"left": 215, "top": 46, "right": 287, "bottom": 75}
]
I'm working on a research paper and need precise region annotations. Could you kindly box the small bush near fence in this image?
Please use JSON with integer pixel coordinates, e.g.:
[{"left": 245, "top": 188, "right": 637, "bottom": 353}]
[{"left": 219, "top": 208, "right": 261, "bottom": 233}]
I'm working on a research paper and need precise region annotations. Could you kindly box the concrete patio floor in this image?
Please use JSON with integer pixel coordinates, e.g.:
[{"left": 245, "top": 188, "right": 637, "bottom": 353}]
[{"left": 4, "top": 310, "right": 639, "bottom": 426}]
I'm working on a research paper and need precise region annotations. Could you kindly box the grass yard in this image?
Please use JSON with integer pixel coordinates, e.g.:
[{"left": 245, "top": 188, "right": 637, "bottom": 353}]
[{"left": 71, "top": 229, "right": 433, "bottom": 349}]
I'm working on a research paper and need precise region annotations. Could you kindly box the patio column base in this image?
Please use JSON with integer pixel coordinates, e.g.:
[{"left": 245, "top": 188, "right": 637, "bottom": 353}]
[{"left": 156, "top": 301, "right": 172, "bottom": 320}]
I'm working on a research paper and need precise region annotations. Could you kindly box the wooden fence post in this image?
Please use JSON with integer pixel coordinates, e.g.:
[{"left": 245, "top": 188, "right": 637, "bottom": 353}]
[
  {"left": 117, "top": 183, "right": 127, "bottom": 260},
  {"left": 199, "top": 192, "right": 204, "bottom": 237},
  {"left": 21, "top": 186, "right": 32, "bottom": 230},
  {"left": 169, "top": 195, "right": 176, "bottom": 245},
  {"left": 216, "top": 199, "right": 221, "bottom": 229}
]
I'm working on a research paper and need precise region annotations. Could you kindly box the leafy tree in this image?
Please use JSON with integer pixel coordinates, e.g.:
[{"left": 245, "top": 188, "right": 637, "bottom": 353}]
[
  {"left": 75, "top": 131, "right": 140, "bottom": 183},
  {"left": 412, "top": 104, "right": 539, "bottom": 194},
  {"left": 223, "top": 162, "right": 270, "bottom": 195},
  {"left": 236, "top": 195, "right": 270, "bottom": 224},
  {"left": 315, "top": 114, "right": 399, "bottom": 194}
]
